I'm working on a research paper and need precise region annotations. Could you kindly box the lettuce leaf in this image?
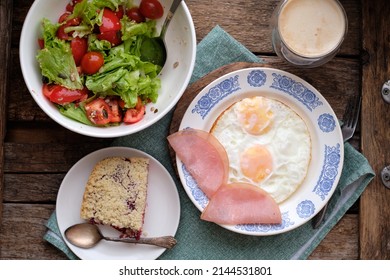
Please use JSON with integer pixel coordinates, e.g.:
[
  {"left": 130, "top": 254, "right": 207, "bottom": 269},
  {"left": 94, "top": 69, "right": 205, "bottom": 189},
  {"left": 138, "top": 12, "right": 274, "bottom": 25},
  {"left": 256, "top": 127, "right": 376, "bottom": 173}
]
[
  {"left": 36, "top": 0, "right": 162, "bottom": 126},
  {"left": 92, "top": 0, "right": 127, "bottom": 11},
  {"left": 85, "top": 46, "right": 160, "bottom": 108},
  {"left": 36, "top": 19, "right": 83, "bottom": 90},
  {"left": 58, "top": 103, "right": 93, "bottom": 125}
]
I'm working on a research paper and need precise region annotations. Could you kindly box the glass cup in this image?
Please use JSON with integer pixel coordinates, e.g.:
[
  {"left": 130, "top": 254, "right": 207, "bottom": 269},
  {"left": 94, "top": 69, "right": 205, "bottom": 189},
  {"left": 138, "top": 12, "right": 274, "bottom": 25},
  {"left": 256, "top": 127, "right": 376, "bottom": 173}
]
[{"left": 270, "top": 0, "right": 348, "bottom": 68}]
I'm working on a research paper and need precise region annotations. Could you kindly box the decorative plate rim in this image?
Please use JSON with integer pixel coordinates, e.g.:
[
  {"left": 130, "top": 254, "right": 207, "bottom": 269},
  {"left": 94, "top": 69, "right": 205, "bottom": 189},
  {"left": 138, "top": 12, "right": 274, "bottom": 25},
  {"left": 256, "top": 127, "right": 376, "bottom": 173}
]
[{"left": 176, "top": 67, "right": 344, "bottom": 236}]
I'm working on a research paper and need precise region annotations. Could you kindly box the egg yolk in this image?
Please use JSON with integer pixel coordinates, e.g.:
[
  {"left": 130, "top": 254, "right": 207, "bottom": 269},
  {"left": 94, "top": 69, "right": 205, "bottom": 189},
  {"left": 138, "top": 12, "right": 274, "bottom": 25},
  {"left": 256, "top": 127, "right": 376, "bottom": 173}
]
[
  {"left": 240, "top": 145, "right": 273, "bottom": 183},
  {"left": 235, "top": 97, "right": 273, "bottom": 135}
]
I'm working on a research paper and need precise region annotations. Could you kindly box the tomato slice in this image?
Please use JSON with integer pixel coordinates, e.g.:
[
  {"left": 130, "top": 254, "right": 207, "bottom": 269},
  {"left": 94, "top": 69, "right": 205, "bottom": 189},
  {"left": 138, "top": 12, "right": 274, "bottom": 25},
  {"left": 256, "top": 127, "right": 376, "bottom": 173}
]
[
  {"left": 43, "top": 83, "right": 88, "bottom": 105},
  {"left": 56, "top": 17, "right": 82, "bottom": 40},
  {"left": 81, "top": 51, "right": 104, "bottom": 75},
  {"left": 70, "top": 37, "right": 88, "bottom": 66},
  {"left": 49, "top": 86, "right": 89, "bottom": 105},
  {"left": 85, "top": 98, "right": 112, "bottom": 125},
  {"left": 42, "top": 83, "right": 61, "bottom": 99},
  {"left": 99, "top": 9, "right": 121, "bottom": 33},
  {"left": 126, "top": 7, "right": 146, "bottom": 23},
  {"left": 97, "top": 30, "right": 122, "bottom": 46},
  {"left": 123, "top": 104, "right": 145, "bottom": 124},
  {"left": 66, "top": 0, "right": 83, "bottom": 12},
  {"left": 38, "top": 38, "right": 45, "bottom": 49},
  {"left": 106, "top": 97, "right": 122, "bottom": 123},
  {"left": 58, "top": 12, "right": 71, "bottom": 23},
  {"left": 57, "top": 25, "right": 70, "bottom": 40},
  {"left": 139, "top": 0, "right": 164, "bottom": 19},
  {"left": 115, "top": 5, "right": 125, "bottom": 19}
]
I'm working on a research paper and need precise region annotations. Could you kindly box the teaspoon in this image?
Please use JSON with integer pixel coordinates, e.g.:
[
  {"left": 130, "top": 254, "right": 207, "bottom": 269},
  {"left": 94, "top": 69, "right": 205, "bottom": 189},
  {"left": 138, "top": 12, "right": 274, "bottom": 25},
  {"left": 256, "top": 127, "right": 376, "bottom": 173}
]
[
  {"left": 140, "top": 0, "right": 183, "bottom": 67},
  {"left": 64, "top": 223, "right": 177, "bottom": 249}
]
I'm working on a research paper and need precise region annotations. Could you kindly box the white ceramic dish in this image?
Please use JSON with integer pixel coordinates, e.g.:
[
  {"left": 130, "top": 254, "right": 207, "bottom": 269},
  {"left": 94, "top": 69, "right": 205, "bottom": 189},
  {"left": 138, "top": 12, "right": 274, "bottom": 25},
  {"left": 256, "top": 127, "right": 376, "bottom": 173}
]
[
  {"left": 176, "top": 67, "right": 344, "bottom": 235},
  {"left": 56, "top": 147, "right": 180, "bottom": 260},
  {"left": 20, "top": 0, "right": 196, "bottom": 138}
]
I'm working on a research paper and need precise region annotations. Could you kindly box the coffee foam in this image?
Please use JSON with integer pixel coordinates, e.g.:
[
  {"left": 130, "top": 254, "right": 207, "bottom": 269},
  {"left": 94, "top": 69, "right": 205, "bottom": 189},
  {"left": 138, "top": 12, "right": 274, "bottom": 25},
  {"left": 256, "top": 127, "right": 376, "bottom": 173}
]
[{"left": 278, "top": 0, "right": 346, "bottom": 58}]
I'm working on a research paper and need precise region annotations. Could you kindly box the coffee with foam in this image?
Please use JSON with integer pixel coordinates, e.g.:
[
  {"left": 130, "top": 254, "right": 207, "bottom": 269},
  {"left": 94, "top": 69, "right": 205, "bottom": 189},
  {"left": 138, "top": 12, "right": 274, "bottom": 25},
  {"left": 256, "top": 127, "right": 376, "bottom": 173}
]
[{"left": 278, "top": 0, "right": 346, "bottom": 58}]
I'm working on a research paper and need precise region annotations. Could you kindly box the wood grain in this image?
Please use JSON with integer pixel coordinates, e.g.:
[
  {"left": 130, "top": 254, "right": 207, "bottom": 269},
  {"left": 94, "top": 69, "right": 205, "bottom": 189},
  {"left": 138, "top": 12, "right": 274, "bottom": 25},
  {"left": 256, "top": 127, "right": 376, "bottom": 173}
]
[
  {"left": 0, "top": 204, "right": 68, "bottom": 260},
  {"left": 360, "top": 0, "right": 390, "bottom": 259},
  {"left": 0, "top": 0, "right": 373, "bottom": 260},
  {"left": 185, "top": 0, "right": 361, "bottom": 55},
  {"left": 0, "top": 202, "right": 358, "bottom": 259},
  {"left": 0, "top": 0, "right": 13, "bottom": 227},
  {"left": 7, "top": 0, "right": 362, "bottom": 122}
]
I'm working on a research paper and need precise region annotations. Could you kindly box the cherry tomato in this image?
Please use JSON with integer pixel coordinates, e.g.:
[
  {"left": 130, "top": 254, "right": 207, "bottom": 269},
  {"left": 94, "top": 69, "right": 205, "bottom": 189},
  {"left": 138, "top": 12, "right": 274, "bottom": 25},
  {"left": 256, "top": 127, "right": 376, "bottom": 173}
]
[
  {"left": 66, "top": 0, "right": 83, "bottom": 12},
  {"left": 57, "top": 25, "right": 70, "bottom": 40},
  {"left": 38, "top": 38, "right": 45, "bottom": 49},
  {"left": 115, "top": 5, "right": 125, "bottom": 19},
  {"left": 70, "top": 37, "right": 88, "bottom": 66},
  {"left": 135, "top": 96, "right": 144, "bottom": 110},
  {"left": 118, "top": 99, "right": 126, "bottom": 109},
  {"left": 97, "top": 30, "right": 122, "bottom": 46},
  {"left": 99, "top": 9, "right": 121, "bottom": 33},
  {"left": 56, "top": 17, "right": 81, "bottom": 40},
  {"left": 139, "top": 0, "right": 164, "bottom": 19},
  {"left": 123, "top": 104, "right": 145, "bottom": 124},
  {"left": 58, "top": 12, "right": 71, "bottom": 23},
  {"left": 106, "top": 97, "right": 122, "bottom": 123},
  {"left": 85, "top": 98, "right": 112, "bottom": 125},
  {"left": 43, "top": 84, "right": 89, "bottom": 105},
  {"left": 80, "top": 51, "right": 104, "bottom": 75},
  {"left": 126, "top": 7, "right": 146, "bottom": 23}
]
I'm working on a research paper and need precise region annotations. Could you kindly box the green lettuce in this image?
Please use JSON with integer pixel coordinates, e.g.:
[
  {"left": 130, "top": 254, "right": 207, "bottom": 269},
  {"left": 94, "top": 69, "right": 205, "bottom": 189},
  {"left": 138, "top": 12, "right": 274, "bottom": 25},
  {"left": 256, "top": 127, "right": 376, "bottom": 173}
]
[
  {"left": 36, "top": 0, "right": 163, "bottom": 126},
  {"left": 85, "top": 45, "right": 161, "bottom": 108},
  {"left": 92, "top": 0, "right": 127, "bottom": 11},
  {"left": 58, "top": 103, "right": 93, "bottom": 125},
  {"left": 36, "top": 19, "right": 83, "bottom": 90}
]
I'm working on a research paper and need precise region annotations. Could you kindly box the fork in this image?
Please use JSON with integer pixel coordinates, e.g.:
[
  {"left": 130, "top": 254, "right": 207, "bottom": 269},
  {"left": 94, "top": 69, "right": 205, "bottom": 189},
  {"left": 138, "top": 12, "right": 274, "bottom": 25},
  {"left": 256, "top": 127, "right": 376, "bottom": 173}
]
[{"left": 311, "top": 94, "right": 362, "bottom": 229}]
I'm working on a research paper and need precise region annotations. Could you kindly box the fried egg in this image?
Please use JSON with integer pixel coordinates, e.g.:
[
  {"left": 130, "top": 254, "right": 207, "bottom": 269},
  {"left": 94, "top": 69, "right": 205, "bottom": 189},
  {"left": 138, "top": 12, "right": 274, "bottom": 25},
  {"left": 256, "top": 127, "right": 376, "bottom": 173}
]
[{"left": 210, "top": 96, "right": 311, "bottom": 203}]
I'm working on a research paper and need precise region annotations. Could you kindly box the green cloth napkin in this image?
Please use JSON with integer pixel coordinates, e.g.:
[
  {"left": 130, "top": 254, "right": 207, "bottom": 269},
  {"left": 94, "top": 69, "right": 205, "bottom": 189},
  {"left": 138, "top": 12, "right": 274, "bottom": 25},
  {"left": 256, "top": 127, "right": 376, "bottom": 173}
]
[{"left": 44, "top": 25, "right": 375, "bottom": 260}]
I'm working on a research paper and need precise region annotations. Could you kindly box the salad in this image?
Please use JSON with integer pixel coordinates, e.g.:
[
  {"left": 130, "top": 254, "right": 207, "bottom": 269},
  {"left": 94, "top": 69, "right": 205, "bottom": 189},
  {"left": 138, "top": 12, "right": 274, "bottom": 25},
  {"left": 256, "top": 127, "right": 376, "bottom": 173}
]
[{"left": 36, "top": 0, "right": 166, "bottom": 126}]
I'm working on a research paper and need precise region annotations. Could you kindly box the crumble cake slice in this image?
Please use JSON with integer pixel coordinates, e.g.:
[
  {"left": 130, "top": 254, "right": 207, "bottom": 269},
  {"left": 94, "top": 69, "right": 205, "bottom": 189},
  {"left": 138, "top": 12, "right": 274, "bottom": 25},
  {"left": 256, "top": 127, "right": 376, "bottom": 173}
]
[{"left": 80, "top": 157, "right": 149, "bottom": 239}]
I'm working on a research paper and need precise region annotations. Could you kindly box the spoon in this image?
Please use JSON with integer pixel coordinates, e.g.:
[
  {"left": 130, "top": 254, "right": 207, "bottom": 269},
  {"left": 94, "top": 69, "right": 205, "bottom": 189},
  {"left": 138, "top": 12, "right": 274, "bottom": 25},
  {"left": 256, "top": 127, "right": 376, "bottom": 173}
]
[
  {"left": 65, "top": 223, "right": 177, "bottom": 249},
  {"left": 140, "top": 0, "right": 183, "bottom": 67}
]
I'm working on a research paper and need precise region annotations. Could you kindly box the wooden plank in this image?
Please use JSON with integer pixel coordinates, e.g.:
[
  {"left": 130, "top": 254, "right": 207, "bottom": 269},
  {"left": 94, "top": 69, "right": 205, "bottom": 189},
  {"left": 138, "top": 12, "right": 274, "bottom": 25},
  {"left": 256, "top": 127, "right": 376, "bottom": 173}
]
[
  {"left": 185, "top": 0, "right": 360, "bottom": 55},
  {"left": 0, "top": 0, "right": 13, "bottom": 223},
  {"left": 308, "top": 214, "right": 359, "bottom": 260},
  {"left": 4, "top": 142, "right": 111, "bottom": 173},
  {"left": 7, "top": 53, "right": 361, "bottom": 124},
  {"left": 360, "top": 0, "right": 390, "bottom": 259},
  {"left": 4, "top": 56, "right": 361, "bottom": 174},
  {"left": 0, "top": 204, "right": 68, "bottom": 260},
  {"left": 0, "top": 203, "right": 358, "bottom": 259},
  {"left": 2, "top": 0, "right": 364, "bottom": 260},
  {"left": 7, "top": 0, "right": 361, "bottom": 122},
  {"left": 3, "top": 174, "right": 63, "bottom": 203}
]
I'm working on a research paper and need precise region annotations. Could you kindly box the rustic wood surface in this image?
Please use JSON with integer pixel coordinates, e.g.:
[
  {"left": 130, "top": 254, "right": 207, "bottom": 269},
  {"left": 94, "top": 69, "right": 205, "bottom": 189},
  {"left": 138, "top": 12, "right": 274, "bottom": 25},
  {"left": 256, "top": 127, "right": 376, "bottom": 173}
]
[
  {"left": 0, "top": 0, "right": 13, "bottom": 233},
  {"left": 360, "top": 1, "right": 390, "bottom": 259},
  {"left": 0, "top": 0, "right": 388, "bottom": 260}
]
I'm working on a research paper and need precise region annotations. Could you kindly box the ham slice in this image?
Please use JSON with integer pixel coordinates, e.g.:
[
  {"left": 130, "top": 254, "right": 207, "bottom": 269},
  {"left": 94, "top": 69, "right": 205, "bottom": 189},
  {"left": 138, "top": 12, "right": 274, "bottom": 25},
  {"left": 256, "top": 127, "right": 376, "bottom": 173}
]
[
  {"left": 201, "top": 182, "right": 282, "bottom": 224},
  {"left": 167, "top": 128, "right": 229, "bottom": 198}
]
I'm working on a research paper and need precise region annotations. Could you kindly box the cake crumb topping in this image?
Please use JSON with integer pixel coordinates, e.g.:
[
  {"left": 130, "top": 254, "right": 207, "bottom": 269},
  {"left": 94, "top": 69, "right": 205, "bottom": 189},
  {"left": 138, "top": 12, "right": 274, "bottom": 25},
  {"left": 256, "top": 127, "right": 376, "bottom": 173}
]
[{"left": 80, "top": 157, "right": 149, "bottom": 239}]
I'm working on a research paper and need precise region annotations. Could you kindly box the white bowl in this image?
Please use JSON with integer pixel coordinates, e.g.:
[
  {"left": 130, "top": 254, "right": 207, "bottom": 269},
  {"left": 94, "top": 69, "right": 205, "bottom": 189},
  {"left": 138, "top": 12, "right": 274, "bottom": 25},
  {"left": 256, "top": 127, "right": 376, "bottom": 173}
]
[{"left": 20, "top": 0, "right": 196, "bottom": 138}]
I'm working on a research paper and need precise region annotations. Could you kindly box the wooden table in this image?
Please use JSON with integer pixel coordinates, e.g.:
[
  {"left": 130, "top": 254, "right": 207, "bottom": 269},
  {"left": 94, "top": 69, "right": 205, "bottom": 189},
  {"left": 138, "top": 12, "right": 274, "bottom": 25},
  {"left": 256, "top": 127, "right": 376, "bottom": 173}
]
[{"left": 1, "top": 0, "right": 389, "bottom": 260}]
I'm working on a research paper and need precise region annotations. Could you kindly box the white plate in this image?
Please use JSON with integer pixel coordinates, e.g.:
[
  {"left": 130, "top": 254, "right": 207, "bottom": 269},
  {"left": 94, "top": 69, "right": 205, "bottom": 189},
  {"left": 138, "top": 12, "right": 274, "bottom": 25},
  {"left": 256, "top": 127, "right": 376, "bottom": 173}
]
[
  {"left": 20, "top": 0, "right": 196, "bottom": 138},
  {"left": 177, "top": 67, "right": 344, "bottom": 235},
  {"left": 56, "top": 147, "right": 180, "bottom": 259}
]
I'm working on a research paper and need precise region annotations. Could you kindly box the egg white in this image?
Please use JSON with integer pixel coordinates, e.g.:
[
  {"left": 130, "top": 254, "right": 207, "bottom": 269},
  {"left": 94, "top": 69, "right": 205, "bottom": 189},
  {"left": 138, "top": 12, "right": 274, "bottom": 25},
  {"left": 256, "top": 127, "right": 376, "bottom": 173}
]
[{"left": 210, "top": 96, "right": 311, "bottom": 203}]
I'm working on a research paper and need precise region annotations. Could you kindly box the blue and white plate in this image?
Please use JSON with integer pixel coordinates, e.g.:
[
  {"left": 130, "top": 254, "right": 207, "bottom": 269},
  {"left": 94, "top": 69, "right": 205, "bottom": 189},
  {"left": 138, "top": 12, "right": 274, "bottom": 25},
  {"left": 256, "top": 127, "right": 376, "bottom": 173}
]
[{"left": 177, "top": 67, "right": 344, "bottom": 235}]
